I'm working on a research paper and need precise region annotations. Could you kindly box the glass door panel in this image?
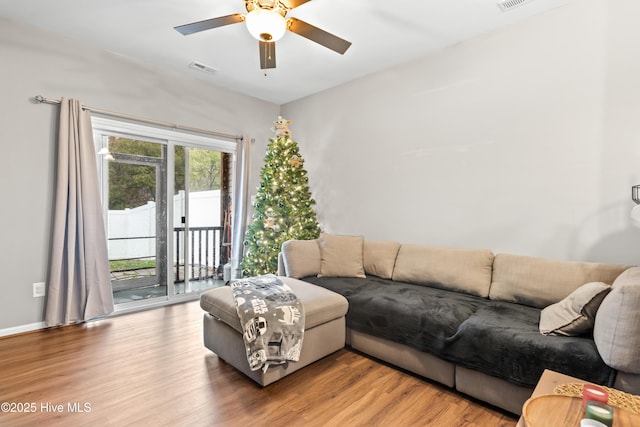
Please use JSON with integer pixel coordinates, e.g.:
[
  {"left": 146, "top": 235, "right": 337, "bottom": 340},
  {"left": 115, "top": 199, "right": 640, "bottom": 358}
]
[
  {"left": 188, "top": 147, "right": 223, "bottom": 292},
  {"left": 105, "top": 137, "right": 167, "bottom": 304},
  {"left": 173, "top": 145, "right": 226, "bottom": 294}
]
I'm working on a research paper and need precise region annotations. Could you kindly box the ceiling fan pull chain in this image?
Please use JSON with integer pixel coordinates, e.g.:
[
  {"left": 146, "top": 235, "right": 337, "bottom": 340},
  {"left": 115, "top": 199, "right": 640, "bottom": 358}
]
[{"left": 263, "top": 42, "right": 268, "bottom": 76}]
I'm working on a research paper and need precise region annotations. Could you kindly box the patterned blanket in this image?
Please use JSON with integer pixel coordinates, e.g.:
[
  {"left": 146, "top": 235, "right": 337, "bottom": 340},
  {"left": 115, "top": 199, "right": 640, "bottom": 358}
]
[{"left": 230, "top": 274, "right": 305, "bottom": 372}]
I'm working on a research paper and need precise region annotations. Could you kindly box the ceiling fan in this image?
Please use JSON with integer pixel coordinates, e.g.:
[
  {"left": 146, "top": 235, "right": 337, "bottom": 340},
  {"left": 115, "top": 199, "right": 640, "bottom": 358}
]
[{"left": 174, "top": 0, "right": 352, "bottom": 70}]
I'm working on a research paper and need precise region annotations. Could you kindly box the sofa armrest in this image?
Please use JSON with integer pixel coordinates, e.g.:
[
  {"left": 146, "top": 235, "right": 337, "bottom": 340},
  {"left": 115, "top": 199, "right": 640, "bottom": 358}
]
[
  {"left": 594, "top": 267, "right": 640, "bottom": 373},
  {"left": 277, "top": 252, "right": 285, "bottom": 276},
  {"left": 280, "top": 239, "right": 321, "bottom": 278}
]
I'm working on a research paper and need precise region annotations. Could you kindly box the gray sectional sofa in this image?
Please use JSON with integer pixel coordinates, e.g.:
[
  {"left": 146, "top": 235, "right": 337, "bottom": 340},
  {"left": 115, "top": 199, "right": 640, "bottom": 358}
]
[{"left": 277, "top": 234, "right": 640, "bottom": 415}]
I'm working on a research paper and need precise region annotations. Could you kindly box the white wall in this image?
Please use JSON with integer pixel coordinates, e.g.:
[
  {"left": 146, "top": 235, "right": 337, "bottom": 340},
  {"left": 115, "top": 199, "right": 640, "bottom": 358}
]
[
  {"left": 282, "top": 0, "right": 640, "bottom": 266},
  {"left": 0, "top": 18, "right": 279, "bottom": 332}
]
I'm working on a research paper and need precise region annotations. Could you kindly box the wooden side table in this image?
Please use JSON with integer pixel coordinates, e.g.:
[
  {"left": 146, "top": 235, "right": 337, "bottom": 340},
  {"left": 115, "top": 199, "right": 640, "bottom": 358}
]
[
  {"left": 516, "top": 370, "right": 584, "bottom": 427},
  {"left": 517, "top": 369, "right": 640, "bottom": 426}
]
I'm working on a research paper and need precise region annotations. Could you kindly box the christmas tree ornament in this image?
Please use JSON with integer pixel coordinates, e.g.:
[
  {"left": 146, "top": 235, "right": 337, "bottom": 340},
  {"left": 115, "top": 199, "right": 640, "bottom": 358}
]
[
  {"left": 289, "top": 155, "right": 302, "bottom": 168},
  {"left": 272, "top": 115, "right": 292, "bottom": 138}
]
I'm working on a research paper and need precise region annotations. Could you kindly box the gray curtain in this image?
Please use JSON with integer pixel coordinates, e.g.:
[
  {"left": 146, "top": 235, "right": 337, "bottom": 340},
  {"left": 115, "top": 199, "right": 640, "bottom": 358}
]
[
  {"left": 231, "top": 138, "right": 251, "bottom": 279},
  {"left": 45, "top": 98, "right": 114, "bottom": 326}
]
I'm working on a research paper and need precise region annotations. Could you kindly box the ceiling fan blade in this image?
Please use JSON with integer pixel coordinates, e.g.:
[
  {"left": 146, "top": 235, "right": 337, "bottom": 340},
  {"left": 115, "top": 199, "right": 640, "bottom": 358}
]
[
  {"left": 280, "top": 0, "right": 312, "bottom": 9},
  {"left": 174, "top": 14, "right": 244, "bottom": 36},
  {"left": 259, "top": 41, "right": 276, "bottom": 69},
  {"left": 287, "top": 18, "right": 351, "bottom": 55}
]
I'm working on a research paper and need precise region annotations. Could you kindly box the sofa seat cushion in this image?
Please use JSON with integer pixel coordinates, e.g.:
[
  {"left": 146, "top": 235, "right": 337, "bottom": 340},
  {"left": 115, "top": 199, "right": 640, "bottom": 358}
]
[
  {"left": 304, "top": 275, "right": 486, "bottom": 354},
  {"left": 443, "top": 301, "right": 615, "bottom": 387},
  {"left": 304, "top": 276, "right": 615, "bottom": 388}
]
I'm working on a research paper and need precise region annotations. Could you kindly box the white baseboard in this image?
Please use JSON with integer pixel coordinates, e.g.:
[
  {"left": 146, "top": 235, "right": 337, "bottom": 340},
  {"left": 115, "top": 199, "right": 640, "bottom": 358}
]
[
  {"left": 0, "top": 294, "right": 202, "bottom": 338},
  {"left": 0, "top": 322, "right": 46, "bottom": 338}
]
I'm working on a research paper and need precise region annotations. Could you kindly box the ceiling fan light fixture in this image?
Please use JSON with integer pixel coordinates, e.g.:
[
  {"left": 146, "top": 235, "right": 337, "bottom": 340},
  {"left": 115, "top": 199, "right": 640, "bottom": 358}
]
[{"left": 245, "top": 8, "right": 286, "bottom": 41}]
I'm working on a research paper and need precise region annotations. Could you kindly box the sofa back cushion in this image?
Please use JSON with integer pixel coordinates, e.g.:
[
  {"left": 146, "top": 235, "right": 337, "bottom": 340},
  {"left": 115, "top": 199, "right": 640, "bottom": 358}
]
[
  {"left": 363, "top": 240, "right": 401, "bottom": 279},
  {"left": 594, "top": 266, "right": 640, "bottom": 374},
  {"left": 489, "top": 253, "right": 627, "bottom": 308},
  {"left": 391, "top": 244, "right": 494, "bottom": 297},
  {"left": 281, "top": 239, "right": 320, "bottom": 279}
]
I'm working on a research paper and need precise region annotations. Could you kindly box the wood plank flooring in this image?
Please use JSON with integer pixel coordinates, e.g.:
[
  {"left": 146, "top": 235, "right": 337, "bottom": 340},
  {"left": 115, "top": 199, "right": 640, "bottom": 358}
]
[{"left": 0, "top": 301, "right": 517, "bottom": 426}]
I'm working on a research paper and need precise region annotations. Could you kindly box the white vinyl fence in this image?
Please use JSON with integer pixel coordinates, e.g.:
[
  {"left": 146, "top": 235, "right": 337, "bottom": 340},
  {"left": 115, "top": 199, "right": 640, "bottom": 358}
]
[{"left": 107, "top": 190, "right": 221, "bottom": 265}]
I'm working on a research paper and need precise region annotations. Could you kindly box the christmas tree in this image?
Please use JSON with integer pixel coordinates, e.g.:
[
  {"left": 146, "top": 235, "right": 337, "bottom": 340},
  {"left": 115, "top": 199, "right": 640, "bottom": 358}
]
[{"left": 241, "top": 116, "right": 321, "bottom": 276}]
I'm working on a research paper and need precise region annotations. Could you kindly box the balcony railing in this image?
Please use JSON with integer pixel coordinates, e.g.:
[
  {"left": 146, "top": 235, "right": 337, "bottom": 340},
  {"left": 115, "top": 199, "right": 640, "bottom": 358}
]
[
  {"left": 174, "top": 226, "right": 224, "bottom": 283},
  {"left": 108, "top": 226, "right": 226, "bottom": 286}
]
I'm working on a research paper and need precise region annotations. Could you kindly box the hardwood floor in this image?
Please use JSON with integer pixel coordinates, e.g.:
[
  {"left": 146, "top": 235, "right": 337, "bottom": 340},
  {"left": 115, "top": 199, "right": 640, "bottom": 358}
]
[{"left": 0, "top": 301, "right": 517, "bottom": 426}]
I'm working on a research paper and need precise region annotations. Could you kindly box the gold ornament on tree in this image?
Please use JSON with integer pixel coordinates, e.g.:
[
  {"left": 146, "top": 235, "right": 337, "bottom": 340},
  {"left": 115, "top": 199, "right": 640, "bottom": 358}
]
[
  {"left": 289, "top": 155, "right": 302, "bottom": 168},
  {"left": 264, "top": 217, "right": 276, "bottom": 229},
  {"left": 264, "top": 207, "right": 281, "bottom": 232}
]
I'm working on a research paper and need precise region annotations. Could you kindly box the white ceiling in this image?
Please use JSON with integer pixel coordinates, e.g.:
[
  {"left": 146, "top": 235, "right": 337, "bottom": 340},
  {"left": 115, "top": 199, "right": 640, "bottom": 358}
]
[{"left": 0, "top": 0, "right": 573, "bottom": 105}]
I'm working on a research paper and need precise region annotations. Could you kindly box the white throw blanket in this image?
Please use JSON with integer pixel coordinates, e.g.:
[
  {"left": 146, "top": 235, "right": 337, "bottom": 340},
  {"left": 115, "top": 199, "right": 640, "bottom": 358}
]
[{"left": 230, "top": 274, "right": 305, "bottom": 372}]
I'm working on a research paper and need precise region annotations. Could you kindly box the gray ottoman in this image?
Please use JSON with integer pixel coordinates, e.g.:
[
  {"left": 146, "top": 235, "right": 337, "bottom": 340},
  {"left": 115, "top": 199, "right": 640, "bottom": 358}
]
[{"left": 200, "top": 276, "right": 349, "bottom": 386}]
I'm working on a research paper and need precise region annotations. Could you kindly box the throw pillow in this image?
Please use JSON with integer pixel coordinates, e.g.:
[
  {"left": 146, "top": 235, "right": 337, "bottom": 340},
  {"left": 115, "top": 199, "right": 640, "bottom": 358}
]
[
  {"left": 539, "top": 281, "right": 611, "bottom": 336},
  {"left": 318, "top": 233, "right": 365, "bottom": 278},
  {"left": 281, "top": 239, "right": 321, "bottom": 279},
  {"left": 363, "top": 240, "right": 401, "bottom": 279},
  {"left": 594, "top": 267, "right": 640, "bottom": 373}
]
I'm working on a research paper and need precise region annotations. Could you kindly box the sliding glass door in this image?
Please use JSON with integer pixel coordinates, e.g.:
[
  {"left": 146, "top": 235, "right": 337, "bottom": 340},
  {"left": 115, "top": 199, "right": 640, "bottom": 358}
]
[{"left": 93, "top": 117, "right": 236, "bottom": 311}]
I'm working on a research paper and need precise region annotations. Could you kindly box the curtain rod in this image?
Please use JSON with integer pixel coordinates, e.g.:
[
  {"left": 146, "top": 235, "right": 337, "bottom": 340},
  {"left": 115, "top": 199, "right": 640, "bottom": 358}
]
[{"left": 32, "top": 95, "right": 243, "bottom": 142}]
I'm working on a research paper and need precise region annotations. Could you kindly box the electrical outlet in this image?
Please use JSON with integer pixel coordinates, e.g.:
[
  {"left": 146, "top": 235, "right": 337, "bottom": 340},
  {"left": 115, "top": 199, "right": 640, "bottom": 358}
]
[{"left": 33, "top": 282, "right": 46, "bottom": 298}]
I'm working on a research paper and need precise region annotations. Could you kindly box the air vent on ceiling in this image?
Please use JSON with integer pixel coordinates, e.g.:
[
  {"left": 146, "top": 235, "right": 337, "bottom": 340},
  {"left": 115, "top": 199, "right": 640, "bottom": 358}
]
[
  {"left": 497, "top": 0, "right": 536, "bottom": 12},
  {"left": 188, "top": 61, "right": 217, "bottom": 73}
]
